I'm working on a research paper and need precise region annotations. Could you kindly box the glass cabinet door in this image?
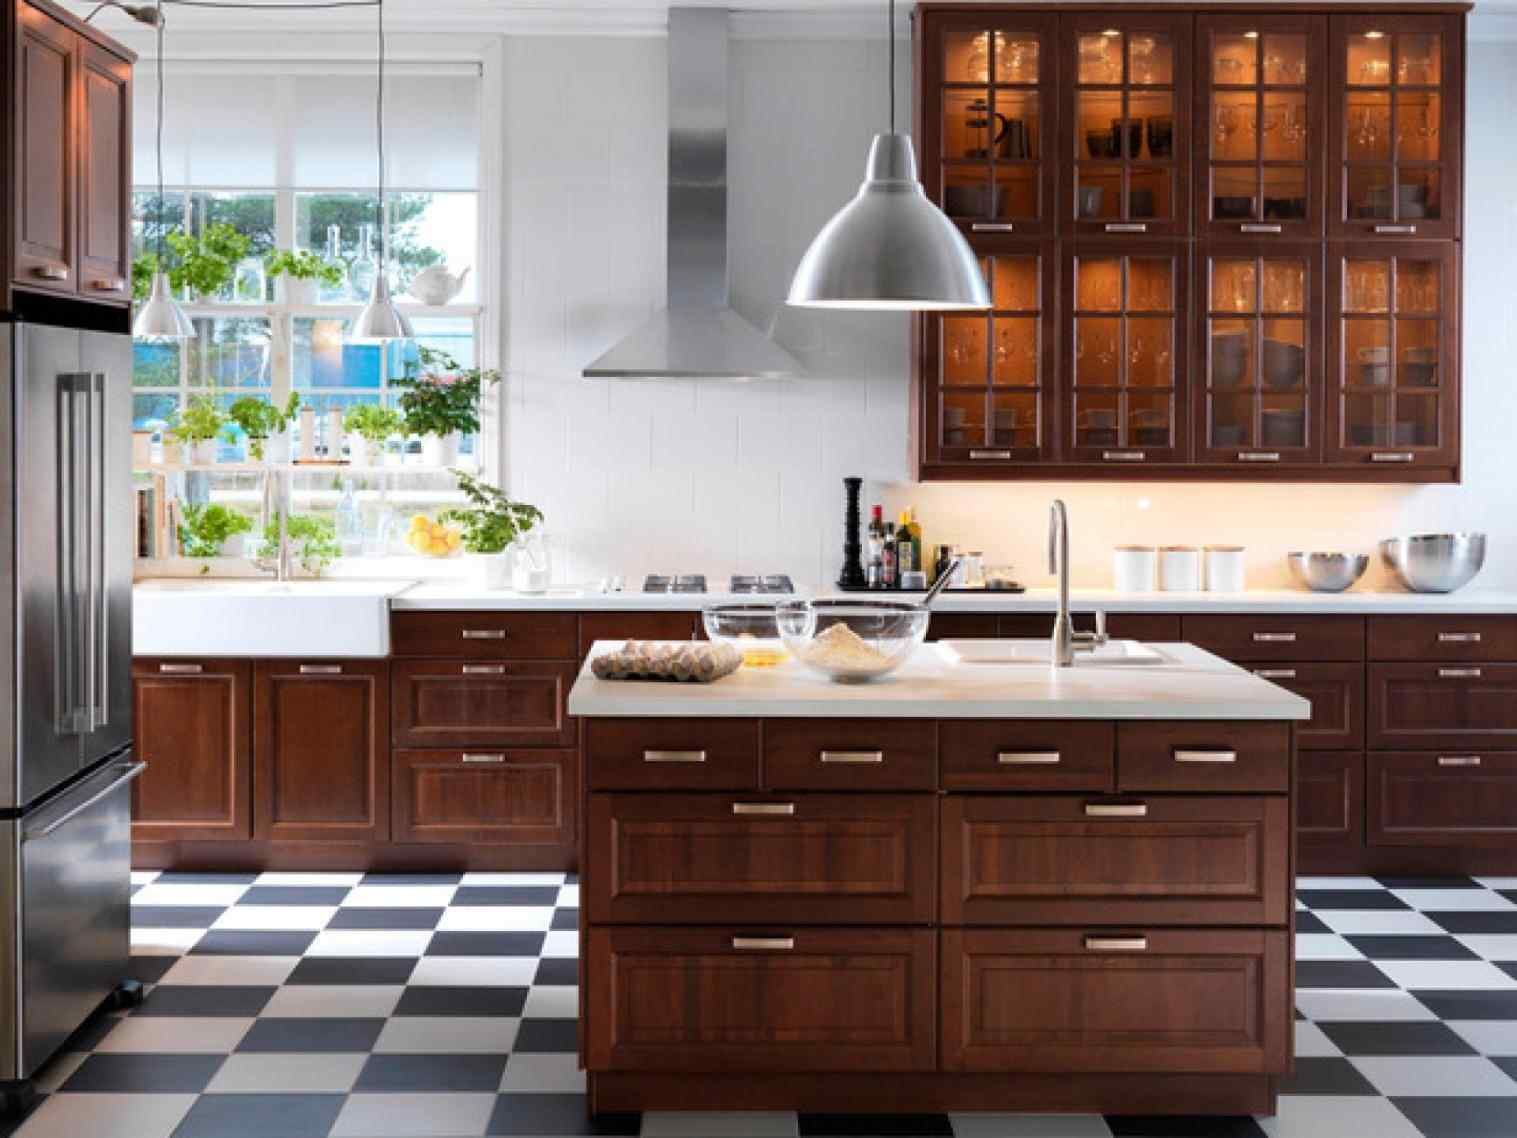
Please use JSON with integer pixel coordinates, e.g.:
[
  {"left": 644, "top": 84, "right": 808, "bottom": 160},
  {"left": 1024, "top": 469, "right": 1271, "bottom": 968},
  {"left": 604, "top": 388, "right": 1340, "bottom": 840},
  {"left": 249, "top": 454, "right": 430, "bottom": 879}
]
[
  {"left": 1328, "top": 243, "right": 1458, "bottom": 467},
  {"left": 928, "top": 13, "right": 1058, "bottom": 237},
  {"left": 1330, "top": 14, "right": 1462, "bottom": 239},
  {"left": 1064, "top": 14, "right": 1191, "bottom": 237},
  {"left": 1198, "top": 246, "right": 1323, "bottom": 464},
  {"left": 1064, "top": 245, "right": 1188, "bottom": 463},
  {"left": 1197, "top": 15, "right": 1325, "bottom": 239},
  {"left": 927, "top": 245, "right": 1055, "bottom": 467}
]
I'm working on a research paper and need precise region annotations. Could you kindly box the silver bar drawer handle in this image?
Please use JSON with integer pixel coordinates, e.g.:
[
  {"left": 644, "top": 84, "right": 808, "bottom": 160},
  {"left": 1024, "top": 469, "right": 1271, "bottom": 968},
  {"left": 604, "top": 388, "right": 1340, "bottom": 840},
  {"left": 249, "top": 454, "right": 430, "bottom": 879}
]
[
  {"left": 33, "top": 262, "right": 68, "bottom": 281},
  {"left": 1085, "top": 802, "right": 1147, "bottom": 818},
  {"left": 732, "top": 936, "right": 795, "bottom": 951},
  {"left": 1253, "top": 631, "right": 1297, "bottom": 643},
  {"left": 820, "top": 750, "right": 885, "bottom": 764},
  {"left": 1102, "top": 450, "right": 1146, "bottom": 462},
  {"left": 158, "top": 662, "right": 203, "bottom": 674},
  {"left": 461, "top": 753, "right": 507, "bottom": 764},
  {"left": 732, "top": 802, "right": 796, "bottom": 816},
  {"left": 1439, "top": 632, "right": 1483, "bottom": 643},
  {"left": 1239, "top": 223, "right": 1283, "bottom": 234},
  {"left": 1371, "top": 452, "right": 1415, "bottom": 464},
  {"left": 299, "top": 664, "right": 342, "bottom": 675},
  {"left": 1104, "top": 222, "right": 1148, "bottom": 233},
  {"left": 970, "top": 222, "right": 1016, "bottom": 233},
  {"left": 1438, "top": 755, "right": 1482, "bottom": 767},
  {"left": 643, "top": 749, "right": 707, "bottom": 764},
  {"left": 1175, "top": 749, "right": 1238, "bottom": 764},
  {"left": 1374, "top": 224, "right": 1418, "bottom": 234},
  {"left": 461, "top": 664, "right": 506, "bottom": 675},
  {"left": 969, "top": 449, "right": 1012, "bottom": 461},
  {"left": 1085, "top": 935, "right": 1148, "bottom": 952},
  {"left": 998, "top": 751, "right": 1062, "bottom": 765},
  {"left": 1440, "top": 667, "right": 1482, "bottom": 679},
  {"left": 1238, "top": 452, "right": 1281, "bottom": 463},
  {"left": 1255, "top": 668, "right": 1298, "bottom": 680},
  {"left": 460, "top": 629, "right": 507, "bottom": 640}
]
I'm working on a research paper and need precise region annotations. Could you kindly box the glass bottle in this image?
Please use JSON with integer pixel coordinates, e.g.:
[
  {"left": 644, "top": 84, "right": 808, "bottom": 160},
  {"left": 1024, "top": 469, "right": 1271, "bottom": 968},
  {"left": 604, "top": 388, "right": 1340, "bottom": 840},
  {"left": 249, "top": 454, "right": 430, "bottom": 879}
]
[
  {"left": 233, "top": 255, "right": 266, "bottom": 304},
  {"left": 319, "top": 224, "right": 350, "bottom": 304},
  {"left": 350, "top": 224, "right": 378, "bottom": 301},
  {"left": 336, "top": 479, "right": 364, "bottom": 556}
]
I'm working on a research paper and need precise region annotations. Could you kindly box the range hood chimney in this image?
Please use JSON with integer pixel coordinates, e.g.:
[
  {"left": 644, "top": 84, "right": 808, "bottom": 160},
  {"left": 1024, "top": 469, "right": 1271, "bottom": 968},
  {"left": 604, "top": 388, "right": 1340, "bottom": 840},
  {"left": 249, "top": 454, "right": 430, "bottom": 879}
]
[{"left": 582, "top": 7, "right": 801, "bottom": 380}]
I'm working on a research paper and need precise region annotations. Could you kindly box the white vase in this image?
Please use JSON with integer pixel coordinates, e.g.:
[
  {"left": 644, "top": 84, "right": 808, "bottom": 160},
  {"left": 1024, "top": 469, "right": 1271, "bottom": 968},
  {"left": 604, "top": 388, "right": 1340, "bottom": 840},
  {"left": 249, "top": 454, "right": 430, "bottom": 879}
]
[
  {"left": 477, "top": 551, "right": 511, "bottom": 590},
  {"left": 420, "top": 432, "right": 460, "bottom": 468},
  {"left": 280, "top": 275, "right": 318, "bottom": 306},
  {"left": 189, "top": 439, "right": 218, "bottom": 466},
  {"left": 298, "top": 407, "right": 318, "bottom": 461},
  {"left": 347, "top": 431, "right": 381, "bottom": 466},
  {"left": 266, "top": 430, "right": 291, "bottom": 464}
]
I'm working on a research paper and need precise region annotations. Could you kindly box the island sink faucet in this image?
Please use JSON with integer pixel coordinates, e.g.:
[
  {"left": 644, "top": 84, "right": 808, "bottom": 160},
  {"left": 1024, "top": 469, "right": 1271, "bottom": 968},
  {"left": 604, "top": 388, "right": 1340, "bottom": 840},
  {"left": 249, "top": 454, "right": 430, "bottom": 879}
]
[
  {"left": 257, "top": 468, "right": 294, "bottom": 582},
  {"left": 1048, "top": 498, "right": 1107, "bottom": 667}
]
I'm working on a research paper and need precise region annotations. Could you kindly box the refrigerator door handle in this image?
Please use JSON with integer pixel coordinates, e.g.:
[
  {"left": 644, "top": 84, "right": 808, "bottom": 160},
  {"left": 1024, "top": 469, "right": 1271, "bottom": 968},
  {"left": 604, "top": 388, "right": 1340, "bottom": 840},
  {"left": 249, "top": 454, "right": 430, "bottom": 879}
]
[
  {"left": 22, "top": 761, "right": 145, "bottom": 841},
  {"left": 89, "top": 373, "right": 107, "bottom": 730},
  {"left": 54, "top": 375, "right": 79, "bottom": 736}
]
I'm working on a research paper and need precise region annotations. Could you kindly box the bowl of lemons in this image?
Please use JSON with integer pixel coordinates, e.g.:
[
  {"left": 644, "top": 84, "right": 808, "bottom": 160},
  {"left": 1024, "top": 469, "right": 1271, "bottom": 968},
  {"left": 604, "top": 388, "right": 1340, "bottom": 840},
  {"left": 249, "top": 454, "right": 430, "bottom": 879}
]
[{"left": 405, "top": 513, "right": 463, "bottom": 558}]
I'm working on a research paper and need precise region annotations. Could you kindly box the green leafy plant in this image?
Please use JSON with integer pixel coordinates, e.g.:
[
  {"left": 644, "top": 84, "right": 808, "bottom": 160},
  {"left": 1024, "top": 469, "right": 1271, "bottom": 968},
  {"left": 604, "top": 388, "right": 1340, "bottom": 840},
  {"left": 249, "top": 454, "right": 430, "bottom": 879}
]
[
  {"left": 178, "top": 503, "right": 253, "bottom": 558},
  {"left": 131, "top": 253, "right": 158, "bottom": 302},
  {"left": 265, "top": 249, "right": 345, "bottom": 286},
  {"left": 171, "top": 395, "right": 225, "bottom": 445},
  {"left": 393, "top": 348, "right": 499, "bottom": 438},
  {"left": 343, "top": 403, "right": 405, "bottom": 442},
  {"left": 261, "top": 513, "right": 341, "bottom": 577},
  {"left": 227, "top": 394, "right": 301, "bottom": 459},
  {"left": 164, "top": 222, "right": 251, "bottom": 298},
  {"left": 440, "top": 470, "right": 542, "bottom": 555}
]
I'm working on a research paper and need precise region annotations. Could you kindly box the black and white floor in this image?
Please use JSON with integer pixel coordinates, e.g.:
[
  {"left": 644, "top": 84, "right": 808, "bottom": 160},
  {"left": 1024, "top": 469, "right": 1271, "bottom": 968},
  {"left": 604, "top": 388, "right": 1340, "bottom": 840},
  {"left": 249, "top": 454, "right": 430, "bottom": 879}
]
[{"left": 5, "top": 872, "right": 1517, "bottom": 1138}]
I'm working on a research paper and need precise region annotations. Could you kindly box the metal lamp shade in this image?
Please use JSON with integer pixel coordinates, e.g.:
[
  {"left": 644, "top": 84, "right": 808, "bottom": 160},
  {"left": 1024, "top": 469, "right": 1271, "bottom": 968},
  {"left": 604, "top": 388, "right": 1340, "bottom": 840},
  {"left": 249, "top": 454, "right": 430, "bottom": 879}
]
[
  {"left": 787, "top": 133, "right": 989, "bottom": 311},
  {"left": 132, "top": 271, "right": 194, "bottom": 340},
  {"left": 349, "top": 274, "right": 415, "bottom": 344}
]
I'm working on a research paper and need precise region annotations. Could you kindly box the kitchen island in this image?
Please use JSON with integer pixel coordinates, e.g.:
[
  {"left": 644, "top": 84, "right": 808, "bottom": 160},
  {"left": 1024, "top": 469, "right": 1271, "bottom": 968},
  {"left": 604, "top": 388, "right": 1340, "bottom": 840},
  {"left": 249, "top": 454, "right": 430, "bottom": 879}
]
[{"left": 567, "top": 641, "right": 1310, "bottom": 1118}]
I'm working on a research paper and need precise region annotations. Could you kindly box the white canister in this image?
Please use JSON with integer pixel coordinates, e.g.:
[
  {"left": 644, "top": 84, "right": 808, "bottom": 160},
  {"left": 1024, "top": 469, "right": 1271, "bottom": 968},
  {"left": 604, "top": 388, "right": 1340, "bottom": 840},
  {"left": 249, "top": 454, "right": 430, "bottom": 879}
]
[
  {"left": 325, "top": 409, "right": 345, "bottom": 459},
  {"left": 1205, "top": 545, "right": 1247, "bottom": 593},
  {"left": 477, "top": 551, "right": 511, "bottom": 590},
  {"left": 1158, "top": 546, "right": 1202, "bottom": 592},
  {"left": 298, "top": 406, "right": 318, "bottom": 461},
  {"left": 1113, "top": 545, "right": 1157, "bottom": 593}
]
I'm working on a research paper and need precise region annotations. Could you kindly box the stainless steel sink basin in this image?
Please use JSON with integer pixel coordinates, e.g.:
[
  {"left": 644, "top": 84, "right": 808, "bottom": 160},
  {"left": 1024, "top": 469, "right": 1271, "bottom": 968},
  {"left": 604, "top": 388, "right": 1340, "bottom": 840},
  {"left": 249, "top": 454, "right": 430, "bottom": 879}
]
[{"left": 939, "top": 638, "right": 1172, "bottom": 666}]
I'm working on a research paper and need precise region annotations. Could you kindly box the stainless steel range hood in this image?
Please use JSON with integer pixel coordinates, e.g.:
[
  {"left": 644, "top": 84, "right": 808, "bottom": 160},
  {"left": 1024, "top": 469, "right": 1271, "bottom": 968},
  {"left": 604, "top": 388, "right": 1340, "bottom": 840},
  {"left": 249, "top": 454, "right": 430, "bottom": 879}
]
[{"left": 582, "top": 7, "right": 800, "bottom": 380}]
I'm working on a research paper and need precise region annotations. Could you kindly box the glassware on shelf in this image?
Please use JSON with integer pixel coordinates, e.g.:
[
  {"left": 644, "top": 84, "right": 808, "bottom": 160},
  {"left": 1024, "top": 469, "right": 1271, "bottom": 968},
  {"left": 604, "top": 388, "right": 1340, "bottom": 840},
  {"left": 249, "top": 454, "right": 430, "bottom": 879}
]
[
  {"left": 232, "top": 257, "right": 267, "bottom": 304},
  {"left": 336, "top": 479, "right": 364, "bottom": 556},
  {"left": 319, "top": 224, "right": 351, "bottom": 303},
  {"left": 350, "top": 224, "right": 378, "bottom": 300}
]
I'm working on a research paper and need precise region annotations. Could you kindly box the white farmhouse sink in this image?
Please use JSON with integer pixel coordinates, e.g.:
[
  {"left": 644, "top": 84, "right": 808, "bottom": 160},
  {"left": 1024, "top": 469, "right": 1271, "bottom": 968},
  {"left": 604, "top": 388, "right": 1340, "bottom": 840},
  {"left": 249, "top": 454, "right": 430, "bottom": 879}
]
[
  {"left": 133, "top": 579, "right": 416, "bottom": 658},
  {"left": 939, "top": 638, "right": 1172, "bottom": 666}
]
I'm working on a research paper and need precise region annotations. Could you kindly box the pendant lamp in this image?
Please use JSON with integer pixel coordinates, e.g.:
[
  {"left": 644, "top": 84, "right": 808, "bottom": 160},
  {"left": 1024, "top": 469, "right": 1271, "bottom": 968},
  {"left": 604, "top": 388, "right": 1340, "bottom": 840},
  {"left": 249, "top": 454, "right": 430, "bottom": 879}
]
[
  {"left": 133, "top": 3, "right": 193, "bottom": 341},
  {"left": 786, "top": 0, "right": 989, "bottom": 311}
]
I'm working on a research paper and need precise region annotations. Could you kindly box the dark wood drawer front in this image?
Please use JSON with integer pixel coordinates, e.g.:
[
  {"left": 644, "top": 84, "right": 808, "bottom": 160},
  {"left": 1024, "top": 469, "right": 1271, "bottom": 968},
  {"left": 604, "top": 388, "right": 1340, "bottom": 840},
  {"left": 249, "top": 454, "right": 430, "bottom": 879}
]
[
  {"left": 587, "top": 927, "right": 935, "bottom": 1072},
  {"left": 940, "top": 721, "right": 1115, "bottom": 792},
  {"left": 392, "top": 749, "right": 575, "bottom": 847},
  {"left": 587, "top": 793, "right": 936, "bottom": 925},
  {"left": 1182, "top": 615, "right": 1364, "bottom": 662},
  {"left": 391, "top": 660, "right": 574, "bottom": 748},
  {"left": 1249, "top": 663, "right": 1363, "bottom": 750},
  {"left": 1300, "top": 752, "right": 1365, "bottom": 849},
  {"left": 579, "top": 612, "right": 696, "bottom": 659},
  {"left": 585, "top": 718, "right": 760, "bottom": 791},
  {"left": 1369, "top": 615, "right": 1517, "bottom": 662},
  {"left": 1369, "top": 752, "right": 1517, "bottom": 847},
  {"left": 926, "top": 613, "right": 999, "bottom": 641},
  {"left": 998, "top": 613, "right": 1183, "bottom": 642},
  {"left": 390, "top": 611, "right": 578, "bottom": 659},
  {"left": 1369, "top": 663, "right": 1517, "bottom": 750},
  {"left": 942, "top": 929, "right": 1289, "bottom": 1074},
  {"left": 1117, "top": 722, "right": 1291, "bottom": 793},
  {"left": 941, "top": 795, "right": 1290, "bottom": 927},
  {"left": 763, "top": 719, "right": 936, "bottom": 792}
]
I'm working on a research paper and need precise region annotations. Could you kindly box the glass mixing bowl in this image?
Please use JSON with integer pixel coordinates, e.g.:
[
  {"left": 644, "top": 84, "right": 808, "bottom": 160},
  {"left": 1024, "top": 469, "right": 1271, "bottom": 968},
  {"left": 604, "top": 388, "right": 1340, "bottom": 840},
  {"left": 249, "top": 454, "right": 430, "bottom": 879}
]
[
  {"left": 701, "top": 604, "right": 788, "bottom": 667},
  {"left": 775, "top": 599, "right": 930, "bottom": 683}
]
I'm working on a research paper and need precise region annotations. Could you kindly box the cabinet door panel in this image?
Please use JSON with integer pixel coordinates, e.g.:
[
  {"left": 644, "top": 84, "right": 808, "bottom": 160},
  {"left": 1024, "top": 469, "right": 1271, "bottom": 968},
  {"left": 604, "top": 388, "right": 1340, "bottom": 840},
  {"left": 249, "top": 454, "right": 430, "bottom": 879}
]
[
  {"left": 14, "top": 2, "right": 77, "bottom": 293},
  {"left": 77, "top": 41, "right": 131, "bottom": 301},
  {"left": 942, "top": 928, "right": 1290, "bottom": 1074},
  {"left": 1182, "top": 613, "right": 1364, "bottom": 662},
  {"left": 1247, "top": 662, "right": 1363, "bottom": 750},
  {"left": 587, "top": 927, "right": 935, "bottom": 1072},
  {"left": 130, "top": 659, "right": 252, "bottom": 841},
  {"left": 1368, "top": 663, "right": 1517, "bottom": 750},
  {"left": 254, "top": 660, "right": 389, "bottom": 842},
  {"left": 1369, "top": 751, "right": 1517, "bottom": 847},
  {"left": 389, "top": 612, "right": 577, "bottom": 659},
  {"left": 763, "top": 719, "right": 936, "bottom": 792},
  {"left": 1299, "top": 751, "right": 1365, "bottom": 850},
  {"left": 391, "top": 659, "right": 574, "bottom": 748},
  {"left": 940, "top": 719, "right": 1115, "bottom": 792},
  {"left": 1368, "top": 615, "right": 1517, "bottom": 662},
  {"left": 585, "top": 718, "right": 760, "bottom": 791},
  {"left": 392, "top": 749, "right": 574, "bottom": 848},
  {"left": 1118, "top": 721, "right": 1291, "bottom": 793}
]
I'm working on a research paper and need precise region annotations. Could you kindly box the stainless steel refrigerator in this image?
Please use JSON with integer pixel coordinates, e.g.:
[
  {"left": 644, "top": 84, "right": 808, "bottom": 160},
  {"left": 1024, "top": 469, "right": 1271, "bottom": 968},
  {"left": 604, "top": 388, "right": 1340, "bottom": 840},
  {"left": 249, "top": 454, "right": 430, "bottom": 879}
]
[{"left": 1, "top": 307, "right": 142, "bottom": 1113}]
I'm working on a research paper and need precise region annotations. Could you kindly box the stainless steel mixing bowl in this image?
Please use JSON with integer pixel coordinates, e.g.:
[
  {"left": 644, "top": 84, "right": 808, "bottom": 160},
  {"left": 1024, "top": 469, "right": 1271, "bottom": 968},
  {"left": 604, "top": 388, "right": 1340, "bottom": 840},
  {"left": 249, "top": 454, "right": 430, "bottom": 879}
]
[
  {"left": 1379, "top": 532, "right": 1487, "bottom": 593},
  {"left": 1286, "top": 552, "right": 1370, "bottom": 593}
]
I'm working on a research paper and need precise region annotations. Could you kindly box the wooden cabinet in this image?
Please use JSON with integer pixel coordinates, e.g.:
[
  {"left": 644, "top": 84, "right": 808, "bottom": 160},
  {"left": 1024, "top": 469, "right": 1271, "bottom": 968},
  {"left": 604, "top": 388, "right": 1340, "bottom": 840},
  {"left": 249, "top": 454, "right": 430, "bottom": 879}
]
[
  {"left": 1369, "top": 751, "right": 1517, "bottom": 846},
  {"left": 580, "top": 611, "right": 695, "bottom": 657},
  {"left": 1369, "top": 615, "right": 1517, "bottom": 662},
  {"left": 1299, "top": 750, "right": 1365, "bottom": 848},
  {"left": 762, "top": 719, "right": 937, "bottom": 792},
  {"left": 1246, "top": 662, "right": 1363, "bottom": 750},
  {"left": 391, "top": 658, "right": 575, "bottom": 749},
  {"left": 130, "top": 659, "right": 253, "bottom": 842},
  {"left": 1182, "top": 612, "right": 1364, "bottom": 662},
  {"left": 392, "top": 748, "right": 575, "bottom": 850},
  {"left": 585, "top": 717, "right": 761, "bottom": 791},
  {"left": 389, "top": 610, "right": 577, "bottom": 660},
  {"left": 75, "top": 38, "right": 130, "bottom": 300},
  {"left": 1117, "top": 720, "right": 1291, "bottom": 792},
  {"left": 940, "top": 719, "right": 1114, "bottom": 791},
  {"left": 253, "top": 660, "right": 389, "bottom": 843},
  {"left": 1368, "top": 662, "right": 1517, "bottom": 751}
]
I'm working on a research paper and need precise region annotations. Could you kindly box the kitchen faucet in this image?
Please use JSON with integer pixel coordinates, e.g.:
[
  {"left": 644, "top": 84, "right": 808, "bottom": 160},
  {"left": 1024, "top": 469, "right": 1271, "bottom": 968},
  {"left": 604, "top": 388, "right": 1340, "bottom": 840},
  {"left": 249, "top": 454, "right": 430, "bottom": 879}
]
[
  {"left": 257, "top": 468, "right": 294, "bottom": 582},
  {"left": 1048, "top": 498, "right": 1107, "bottom": 667}
]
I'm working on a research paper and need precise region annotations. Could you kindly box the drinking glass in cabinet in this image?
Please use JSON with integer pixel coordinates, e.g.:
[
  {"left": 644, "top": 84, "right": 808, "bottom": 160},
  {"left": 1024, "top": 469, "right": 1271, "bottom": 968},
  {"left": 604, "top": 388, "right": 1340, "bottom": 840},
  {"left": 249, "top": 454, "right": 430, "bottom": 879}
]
[
  {"left": 993, "top": 320, "right": 1038, "bottom": 385},
  {"left": 1075, "top": 319, "right": 1121, "bottom": 385},
  {"left": 1213, "top": 35, "right": 1257, "bottom": 85},
  {"left": 1345, "top": 260, "right": 1391, "bottom": 313},
  {"left": 1263, "top": 261, "right": 1306, "bottom": 312},
  {"left": 1397, "top": 261, "right": 1440, "bottom": 314},
  {"left": 1129, "top": 33, "right": 1173, "bottom": 85},
  {"left": 1396, "top": 92, "right": 1441, "bottom": 161},
  {"left": 1129, "top": 258, "right": 1174, "bottom": 311},
  {"left": 1262, "top": 35, "right": 1309, "bottom": 85},
  {"left": 998, "top": 36, "right": 1040, "bottom": 83},
  {"left": 1347, "top": 93, "right": 1392, "bottom": 161},
  {"left": 942, "top": 319, "right": 989, "bottom": 383},
  {"left": 1078, "top": 32, "right": 1123, "bottom": 84},
  {"left": 1262, "top": 93, "right": 1308, "bottom": 161},
  {"left": 989, "top": 256, "right": 1038, "bottom": 310},
  {"left": 945, "top": 28, "right": 996, "bottom": 83},
  {"left": 1214, "top": 93, "right": 1256, "bottom": 160},
  {"left": 1076, "top": 257, "right": 1122, "bottom": 311},
  {"left": 1348, "top": 32, "right": 1392, "bottom": 86},
  {"left": 1128, "top": 321, "right": 1173, "bottom": 386},
  {"left": 1212, "top": 260, "right": 1257, "bottom": 313},
  {"left": 1398, "top": 34, "right": 1442, "bottom": 85}
]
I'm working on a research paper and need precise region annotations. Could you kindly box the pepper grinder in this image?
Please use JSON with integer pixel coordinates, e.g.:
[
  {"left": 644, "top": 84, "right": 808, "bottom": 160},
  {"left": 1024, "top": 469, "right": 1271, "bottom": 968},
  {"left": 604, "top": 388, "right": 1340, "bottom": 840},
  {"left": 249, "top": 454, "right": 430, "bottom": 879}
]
[{"left": 837, "top": 476, "right": 867, "bottom": 590}]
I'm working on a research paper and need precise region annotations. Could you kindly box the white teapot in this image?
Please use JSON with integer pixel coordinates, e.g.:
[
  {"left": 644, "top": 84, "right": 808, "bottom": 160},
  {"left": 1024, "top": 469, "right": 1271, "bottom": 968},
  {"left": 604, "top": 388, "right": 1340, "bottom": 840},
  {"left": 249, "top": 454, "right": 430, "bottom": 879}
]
[{"left": 408, "top": 265, "right": 470, "bottom": 306}]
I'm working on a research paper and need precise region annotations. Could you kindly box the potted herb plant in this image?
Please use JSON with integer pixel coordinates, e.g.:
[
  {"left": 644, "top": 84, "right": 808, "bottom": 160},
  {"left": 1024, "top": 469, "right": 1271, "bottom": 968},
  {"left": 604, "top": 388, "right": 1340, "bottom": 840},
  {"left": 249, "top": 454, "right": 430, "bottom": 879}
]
[
  {"left": 439, "top": 470, "right": 543, "bottom": 589},
  {"left": 164, "top": 222, "right": 251, "bottom": 302},
  {"left": 170, "top": 395, "right": 225, "bottom": 465},
  {"left": 343, "top": 404, "right": 405, "bottom": 466},
  {"left": 260, "top": 513, "right": 341, "bottom": 577},
  {"left": 227, "top": 393, "right": 301, "bottom": 462},
  {"left": 266, "top": 249, "right": 345, "bottom": 307},
  {"left": 179, "top": 503, "right": 254, "bottom": 558},
  {"left": 393, "top": 348, "right": 499, "bottom": 468}
]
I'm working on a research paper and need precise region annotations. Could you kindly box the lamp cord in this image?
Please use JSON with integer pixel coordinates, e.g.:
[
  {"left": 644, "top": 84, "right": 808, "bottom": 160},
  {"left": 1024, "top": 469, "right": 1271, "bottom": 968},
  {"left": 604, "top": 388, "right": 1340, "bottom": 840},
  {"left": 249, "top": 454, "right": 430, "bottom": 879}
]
[
  {"left": 376, "top": 0, "right": 385, "bottom": 272},
  {"left": 155, "top": 3, "right": 165, "bottom": 264},
  {"left": 887, "top": 0, "right": 895, "bottom": 135}
]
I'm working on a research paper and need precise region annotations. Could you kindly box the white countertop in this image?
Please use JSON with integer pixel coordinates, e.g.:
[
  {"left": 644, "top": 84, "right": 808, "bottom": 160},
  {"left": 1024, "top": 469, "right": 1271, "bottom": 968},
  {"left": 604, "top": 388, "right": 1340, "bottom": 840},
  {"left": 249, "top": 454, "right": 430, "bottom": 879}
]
[{"left": 566, "top": 641, "right": 1313, "bottom": 721}]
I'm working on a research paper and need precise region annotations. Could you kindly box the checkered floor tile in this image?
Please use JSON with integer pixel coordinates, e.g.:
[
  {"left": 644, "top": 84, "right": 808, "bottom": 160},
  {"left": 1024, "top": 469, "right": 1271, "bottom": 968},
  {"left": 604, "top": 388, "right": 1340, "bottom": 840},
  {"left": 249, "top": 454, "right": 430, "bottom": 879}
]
[{"left": 6, "top": 874, "right": 1517, "bottom": 1136}]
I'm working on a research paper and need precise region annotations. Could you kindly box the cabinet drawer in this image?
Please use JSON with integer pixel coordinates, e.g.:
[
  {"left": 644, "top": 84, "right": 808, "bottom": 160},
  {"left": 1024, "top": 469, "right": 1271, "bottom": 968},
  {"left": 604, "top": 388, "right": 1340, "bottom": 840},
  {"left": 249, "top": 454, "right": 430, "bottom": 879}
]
[
  {"left": 390, "top": 611, "right": 578, "bottom": 659},
  {"left": 763, "top": 719, "right": 935, "bottom": 791},
  {"left": 586, "top": 926, "right": 935, "bottom": 1072},
  {"left": 1117, "top": 722, "right": 1291, "bottom": 793},
  {"left": 940, "top": 720, "right": 1114, "bottom": 792},
  {"left": 579, "top": 612, "right": 696, "bottom": 658},
  {"left": 1369, "top": 751, "right": 1517, "bottom": 847},
  {"left": 586, "top": 793, "right": 935, "bottom": 924},
  {"left": 391, "top": 660, "right": 574, "bottom": 748},
  {"left": 1182, "top": 614, "right": 1364, "bottom": 662},
  {"left": 1368, "top": 663, "right": 1517, "bottom": 750},
  {"left": 941, "top": 928, "right": 1290, "bottom": 1074},
  {"left": 1368, "top": 615, "right": 1517, "bottom": 662},
  {"left": 941, "top": 795, "right": 1290, "bottom": 926},
  {"left": 392, "top": 749, "right": 575, "bottom": 847},
  {"left": 926, "top": 613, "right": 999, "bottom": 641},
  {"left": 1299, "top": 752, "right": 1365, "bottom": 850},
  {"left": 1248, "top": 663, "right": 1363, "bottom": 750},
  {"left": 585, "top": 718, "right": 760, "bottom": 791}
]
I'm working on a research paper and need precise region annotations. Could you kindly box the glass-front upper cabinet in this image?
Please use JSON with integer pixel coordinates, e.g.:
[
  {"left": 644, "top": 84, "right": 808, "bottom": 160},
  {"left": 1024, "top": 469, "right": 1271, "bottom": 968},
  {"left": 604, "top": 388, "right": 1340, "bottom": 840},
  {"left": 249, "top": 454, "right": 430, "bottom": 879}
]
[
  {"left": 1327, "top": 243, "right": 1459, "bottom": 468},
  {"left": 1330, "top": 14, "right": 1463, "bottom": 240},
  {"left": 926, "top": 13, "right": 1059, "bottom": 237},
  {"left": 1064, "top": 245, "right": 1188, "bottom": 463},
  {"left": 1063, "top": 14, "right": 1191, "bottom": 237},
  {"left": 1197, "top": 246, "right": 1324, "bottom": 465},
  {"left": 925, "top": 244, "right": 1056, "bottom": 468},
  {"left": 1197, "top": 15, "right": 1326, "bottom": 239}
]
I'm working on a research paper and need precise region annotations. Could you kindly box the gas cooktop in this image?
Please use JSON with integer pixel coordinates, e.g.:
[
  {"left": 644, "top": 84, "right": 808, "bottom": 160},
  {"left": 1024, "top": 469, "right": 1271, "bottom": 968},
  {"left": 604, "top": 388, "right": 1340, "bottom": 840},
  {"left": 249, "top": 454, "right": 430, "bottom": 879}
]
[{"left": 641, "top": 574, "right": 795, "bottom": 595}]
